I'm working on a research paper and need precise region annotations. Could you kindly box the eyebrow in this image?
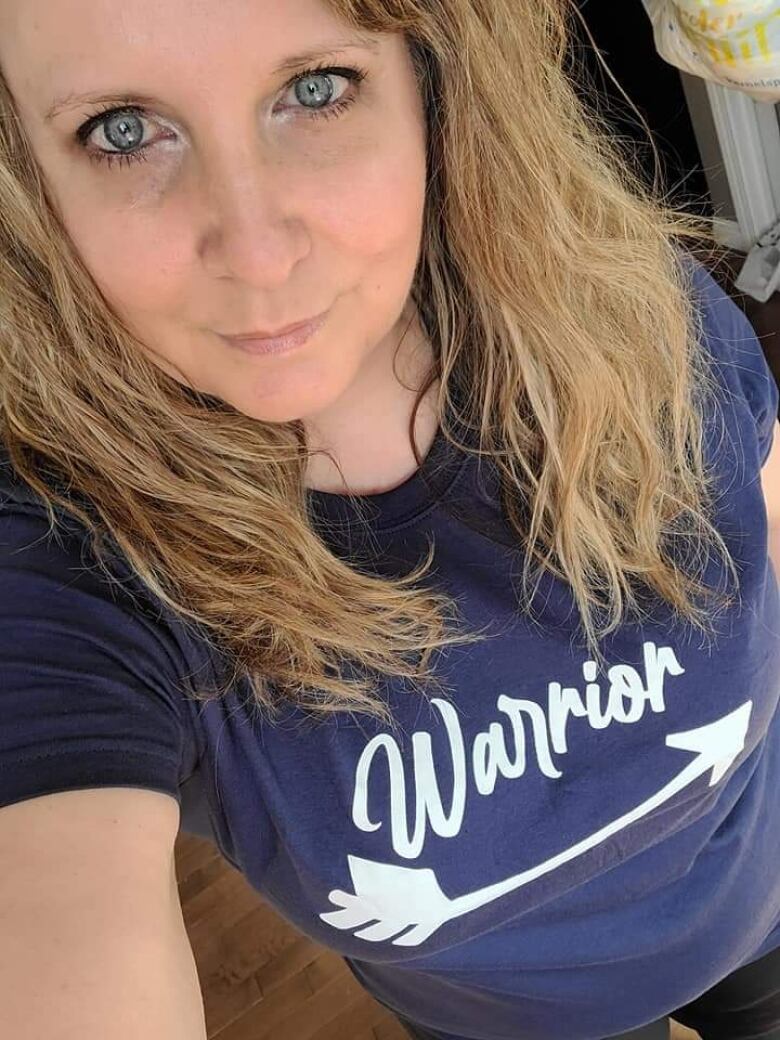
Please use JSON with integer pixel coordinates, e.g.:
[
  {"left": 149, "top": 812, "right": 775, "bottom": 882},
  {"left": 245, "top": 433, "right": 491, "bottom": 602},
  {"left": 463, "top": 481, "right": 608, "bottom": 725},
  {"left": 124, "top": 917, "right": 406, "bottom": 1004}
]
[{"left": 44, "top": 32, "right": 381, "bottom": 122}]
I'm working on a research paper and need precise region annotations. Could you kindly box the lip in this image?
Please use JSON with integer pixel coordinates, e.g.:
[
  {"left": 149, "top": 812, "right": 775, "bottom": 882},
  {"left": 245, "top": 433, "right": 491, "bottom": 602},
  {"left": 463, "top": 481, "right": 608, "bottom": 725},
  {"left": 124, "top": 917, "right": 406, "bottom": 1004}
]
[
  {"left": 219, "top": 310, "right": 328, "bottom": 356},
  {"left": 227, "top": 313, "right": 324, "bottom": 340}
]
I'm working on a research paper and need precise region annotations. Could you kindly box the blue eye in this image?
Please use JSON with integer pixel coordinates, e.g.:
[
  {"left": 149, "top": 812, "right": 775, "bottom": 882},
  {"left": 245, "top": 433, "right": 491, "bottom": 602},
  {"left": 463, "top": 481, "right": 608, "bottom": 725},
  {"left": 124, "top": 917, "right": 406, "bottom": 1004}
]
[
  {"left": 77, "top": 110, "right": 153, "bottom": 171},
  {"left": 288, "top": 65, "right": 365, "bottom": 122},
  {"left": 75, "top": 63, "right": 368, "bottom": 171}
]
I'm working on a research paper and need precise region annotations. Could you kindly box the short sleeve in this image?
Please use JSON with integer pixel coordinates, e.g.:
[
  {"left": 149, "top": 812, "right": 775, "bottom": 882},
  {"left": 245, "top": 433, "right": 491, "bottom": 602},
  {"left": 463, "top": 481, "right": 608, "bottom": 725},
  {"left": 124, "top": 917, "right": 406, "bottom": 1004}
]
[
  {"left": 0, "top": 502, "right": 190, "bottom": 812},
  {"left": 685, "top": 255, "right": 779, "bottom": 468}
]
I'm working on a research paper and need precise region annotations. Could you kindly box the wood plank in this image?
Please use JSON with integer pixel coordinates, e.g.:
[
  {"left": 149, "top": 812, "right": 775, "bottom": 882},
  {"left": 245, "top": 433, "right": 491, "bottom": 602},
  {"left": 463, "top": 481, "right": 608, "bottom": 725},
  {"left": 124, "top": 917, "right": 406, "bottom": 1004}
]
[
  {"left": 174, "top": 832, "right": 222, "bottom": 885},
  {"left": 254, "top": 934, "right": 322, "bottom": 996},
  {"left": 211, "top": 967, "right": 316, "bottom": 1040},
  {"left": 374, "top": 1019, "right": 413, "bottom": 1040},
  {"left": 197, "top": 902, "right": 303, "bottom": 987},
  {"left": 253, "top": 970, "right": 366, "bottom": 1040},
  {"left": 186, "top": 873, "right": 266, "bottom": 945},
  {"left": 203, "top": 974, "right": 264, "bottom": 1039},
  {"left": 178, "top": 850, "right": 231, "bottom": 904}
]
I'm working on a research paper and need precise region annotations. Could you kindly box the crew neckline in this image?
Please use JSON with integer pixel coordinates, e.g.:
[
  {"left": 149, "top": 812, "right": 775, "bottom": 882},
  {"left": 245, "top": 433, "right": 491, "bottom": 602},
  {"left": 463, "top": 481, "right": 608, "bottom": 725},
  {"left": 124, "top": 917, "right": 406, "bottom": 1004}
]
[{"left": 305, "top": 401, "right": 475, "bottom": 534}]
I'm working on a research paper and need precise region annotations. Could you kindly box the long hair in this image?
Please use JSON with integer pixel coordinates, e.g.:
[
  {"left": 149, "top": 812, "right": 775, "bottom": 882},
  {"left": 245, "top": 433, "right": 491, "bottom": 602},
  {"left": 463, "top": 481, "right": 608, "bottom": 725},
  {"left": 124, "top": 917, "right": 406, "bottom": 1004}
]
[{"left": 0, "top": 0, "right": 740, "bottom": 727}]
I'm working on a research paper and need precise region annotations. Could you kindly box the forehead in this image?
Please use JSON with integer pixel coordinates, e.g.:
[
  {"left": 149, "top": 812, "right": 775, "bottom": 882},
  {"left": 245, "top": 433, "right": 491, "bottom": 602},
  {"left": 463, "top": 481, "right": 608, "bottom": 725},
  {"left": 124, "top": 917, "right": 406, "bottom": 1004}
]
[
  {"left": 0, "top": 0, "right": 372, "bottom": 112},
  {"left": 0, "top": 0, "right": 348, "bottom": 50}
]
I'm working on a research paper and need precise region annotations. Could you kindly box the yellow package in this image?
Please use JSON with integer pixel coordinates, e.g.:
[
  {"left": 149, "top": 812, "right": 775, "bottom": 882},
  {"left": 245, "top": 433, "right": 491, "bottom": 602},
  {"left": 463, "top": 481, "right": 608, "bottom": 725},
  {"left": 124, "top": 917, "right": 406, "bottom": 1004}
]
[{"left": 641, "top": 0, "right": 780, "bottom": 101}]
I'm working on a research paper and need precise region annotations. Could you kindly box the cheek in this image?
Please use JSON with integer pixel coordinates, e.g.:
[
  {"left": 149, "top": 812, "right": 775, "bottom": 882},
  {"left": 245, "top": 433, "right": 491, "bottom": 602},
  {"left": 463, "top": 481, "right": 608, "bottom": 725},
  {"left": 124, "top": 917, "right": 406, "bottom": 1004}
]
[
  {"left": 311, "top": 132, "right": 428, "bottom": 266},
  {"left": 63, "top": 204, "right": 186, "bottom": 321}
]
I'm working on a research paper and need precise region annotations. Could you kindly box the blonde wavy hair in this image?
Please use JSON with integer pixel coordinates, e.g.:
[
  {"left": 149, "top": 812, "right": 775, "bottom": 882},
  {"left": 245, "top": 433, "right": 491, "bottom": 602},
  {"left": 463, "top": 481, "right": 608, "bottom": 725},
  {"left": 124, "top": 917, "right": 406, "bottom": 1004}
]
[{"left": 0, "top": 0, "right": 741, "bottom": 727}]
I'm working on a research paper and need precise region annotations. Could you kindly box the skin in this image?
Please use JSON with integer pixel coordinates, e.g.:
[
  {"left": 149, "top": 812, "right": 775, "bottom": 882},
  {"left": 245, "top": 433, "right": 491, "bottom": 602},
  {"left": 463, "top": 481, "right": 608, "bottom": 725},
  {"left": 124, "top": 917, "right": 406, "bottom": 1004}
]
[{"left": 0, "top": 0, "right": 440, "bottom": 494}]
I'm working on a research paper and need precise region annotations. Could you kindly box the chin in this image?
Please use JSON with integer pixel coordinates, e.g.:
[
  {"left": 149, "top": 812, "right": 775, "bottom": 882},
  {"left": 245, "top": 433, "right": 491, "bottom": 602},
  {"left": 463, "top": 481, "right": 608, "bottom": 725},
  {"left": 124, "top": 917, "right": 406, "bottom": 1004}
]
[{"left": 221, "top": 378, "right": 347, "bottom": 428}]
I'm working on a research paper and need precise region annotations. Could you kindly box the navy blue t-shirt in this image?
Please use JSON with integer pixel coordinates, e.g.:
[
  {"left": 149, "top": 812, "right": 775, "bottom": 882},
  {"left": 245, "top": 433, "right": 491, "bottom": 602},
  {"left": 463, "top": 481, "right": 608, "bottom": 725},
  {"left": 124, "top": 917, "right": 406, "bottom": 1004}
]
[{"left": 1, "top": 257, "right": 778, "bottom": 1040}]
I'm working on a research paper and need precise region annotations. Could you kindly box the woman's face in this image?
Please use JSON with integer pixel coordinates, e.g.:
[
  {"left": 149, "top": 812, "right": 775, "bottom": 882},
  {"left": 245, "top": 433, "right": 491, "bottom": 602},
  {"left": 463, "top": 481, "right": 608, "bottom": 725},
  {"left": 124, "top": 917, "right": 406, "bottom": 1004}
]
[{"left": 0, "top": 0, "right": 429, "bottom": 427}]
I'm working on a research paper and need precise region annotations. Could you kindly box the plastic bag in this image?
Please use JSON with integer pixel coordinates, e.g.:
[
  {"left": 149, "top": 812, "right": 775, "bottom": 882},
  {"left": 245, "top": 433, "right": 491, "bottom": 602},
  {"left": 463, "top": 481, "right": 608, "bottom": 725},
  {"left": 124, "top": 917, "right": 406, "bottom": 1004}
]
[{"left": 640, "top": 0, "right": 780, "bottom": 101}]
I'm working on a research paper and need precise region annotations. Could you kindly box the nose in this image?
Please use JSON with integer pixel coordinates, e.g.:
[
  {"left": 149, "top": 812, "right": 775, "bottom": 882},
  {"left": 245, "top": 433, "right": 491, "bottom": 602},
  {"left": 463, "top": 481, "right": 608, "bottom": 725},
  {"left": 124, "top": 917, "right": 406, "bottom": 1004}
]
[{"left": 198, "top": 147, "right": 311, "bottom": 287}]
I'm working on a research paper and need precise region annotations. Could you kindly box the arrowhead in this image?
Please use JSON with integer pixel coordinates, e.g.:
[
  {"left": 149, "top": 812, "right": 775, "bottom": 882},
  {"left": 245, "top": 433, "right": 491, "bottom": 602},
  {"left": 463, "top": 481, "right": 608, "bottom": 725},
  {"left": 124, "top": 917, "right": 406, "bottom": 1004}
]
[{"left": 665, "top": 701, "right": 752, "bottom": 786}]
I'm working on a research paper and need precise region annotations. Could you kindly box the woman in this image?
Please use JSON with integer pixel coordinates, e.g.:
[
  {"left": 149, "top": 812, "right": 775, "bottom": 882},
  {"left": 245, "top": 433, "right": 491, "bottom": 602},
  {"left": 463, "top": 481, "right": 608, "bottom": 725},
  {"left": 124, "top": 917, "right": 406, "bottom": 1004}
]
[{"left": 0, "top": 1, "right": 778, "bottom": 1038}]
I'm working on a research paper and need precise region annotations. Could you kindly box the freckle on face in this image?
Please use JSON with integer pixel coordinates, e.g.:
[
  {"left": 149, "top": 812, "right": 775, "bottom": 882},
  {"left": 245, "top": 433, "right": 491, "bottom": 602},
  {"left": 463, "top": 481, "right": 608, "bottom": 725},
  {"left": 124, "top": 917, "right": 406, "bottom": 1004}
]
[{"left": 0, "top": 0, "right": 430, "bottom": 430}]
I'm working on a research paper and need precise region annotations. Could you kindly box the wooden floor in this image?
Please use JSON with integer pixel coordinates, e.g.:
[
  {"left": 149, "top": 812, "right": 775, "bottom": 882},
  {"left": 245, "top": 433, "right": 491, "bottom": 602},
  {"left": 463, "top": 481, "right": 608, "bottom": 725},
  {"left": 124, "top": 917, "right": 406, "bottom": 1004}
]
[
  {"left": 172, "top": 246, "right": 780, "bottom": 1040},
  {"left": 173, "top": 829, "right": 409, "bottom": 1040},
  {"left": 173, "top": 830, "right": 701, "bottom": 1040}
]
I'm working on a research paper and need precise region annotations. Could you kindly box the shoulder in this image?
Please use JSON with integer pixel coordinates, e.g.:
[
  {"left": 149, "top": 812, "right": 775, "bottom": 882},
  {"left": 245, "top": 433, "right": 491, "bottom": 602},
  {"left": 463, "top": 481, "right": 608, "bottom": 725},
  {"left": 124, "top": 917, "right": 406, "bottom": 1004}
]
[
  {"left": 680, "top": 251, "right": 779, "bottom": 469},
  {"left": 0, "top": 440, "right": 216, "bottom": 699}
]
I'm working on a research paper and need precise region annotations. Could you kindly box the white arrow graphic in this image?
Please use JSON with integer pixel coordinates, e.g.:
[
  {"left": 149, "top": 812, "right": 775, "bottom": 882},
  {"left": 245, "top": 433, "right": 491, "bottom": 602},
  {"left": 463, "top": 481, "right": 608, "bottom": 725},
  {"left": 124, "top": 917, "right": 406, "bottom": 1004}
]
[{"left": 320, "top": 701, "right": 753, "bottom": 947}]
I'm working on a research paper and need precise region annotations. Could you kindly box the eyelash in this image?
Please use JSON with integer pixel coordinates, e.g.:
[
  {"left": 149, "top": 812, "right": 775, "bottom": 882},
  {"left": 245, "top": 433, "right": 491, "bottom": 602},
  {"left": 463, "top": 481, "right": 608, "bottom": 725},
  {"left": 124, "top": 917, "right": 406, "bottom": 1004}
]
[{"left": 76, "top": 62, "right": 368, "bottom": 171}]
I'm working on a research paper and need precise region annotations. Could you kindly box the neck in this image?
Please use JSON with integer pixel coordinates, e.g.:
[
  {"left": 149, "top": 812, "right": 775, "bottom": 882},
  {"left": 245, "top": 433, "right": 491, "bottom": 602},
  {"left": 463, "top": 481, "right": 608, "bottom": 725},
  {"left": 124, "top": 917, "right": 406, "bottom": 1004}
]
[{"left": 303, "top": 311, "right": 439, "bottom": 496}]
